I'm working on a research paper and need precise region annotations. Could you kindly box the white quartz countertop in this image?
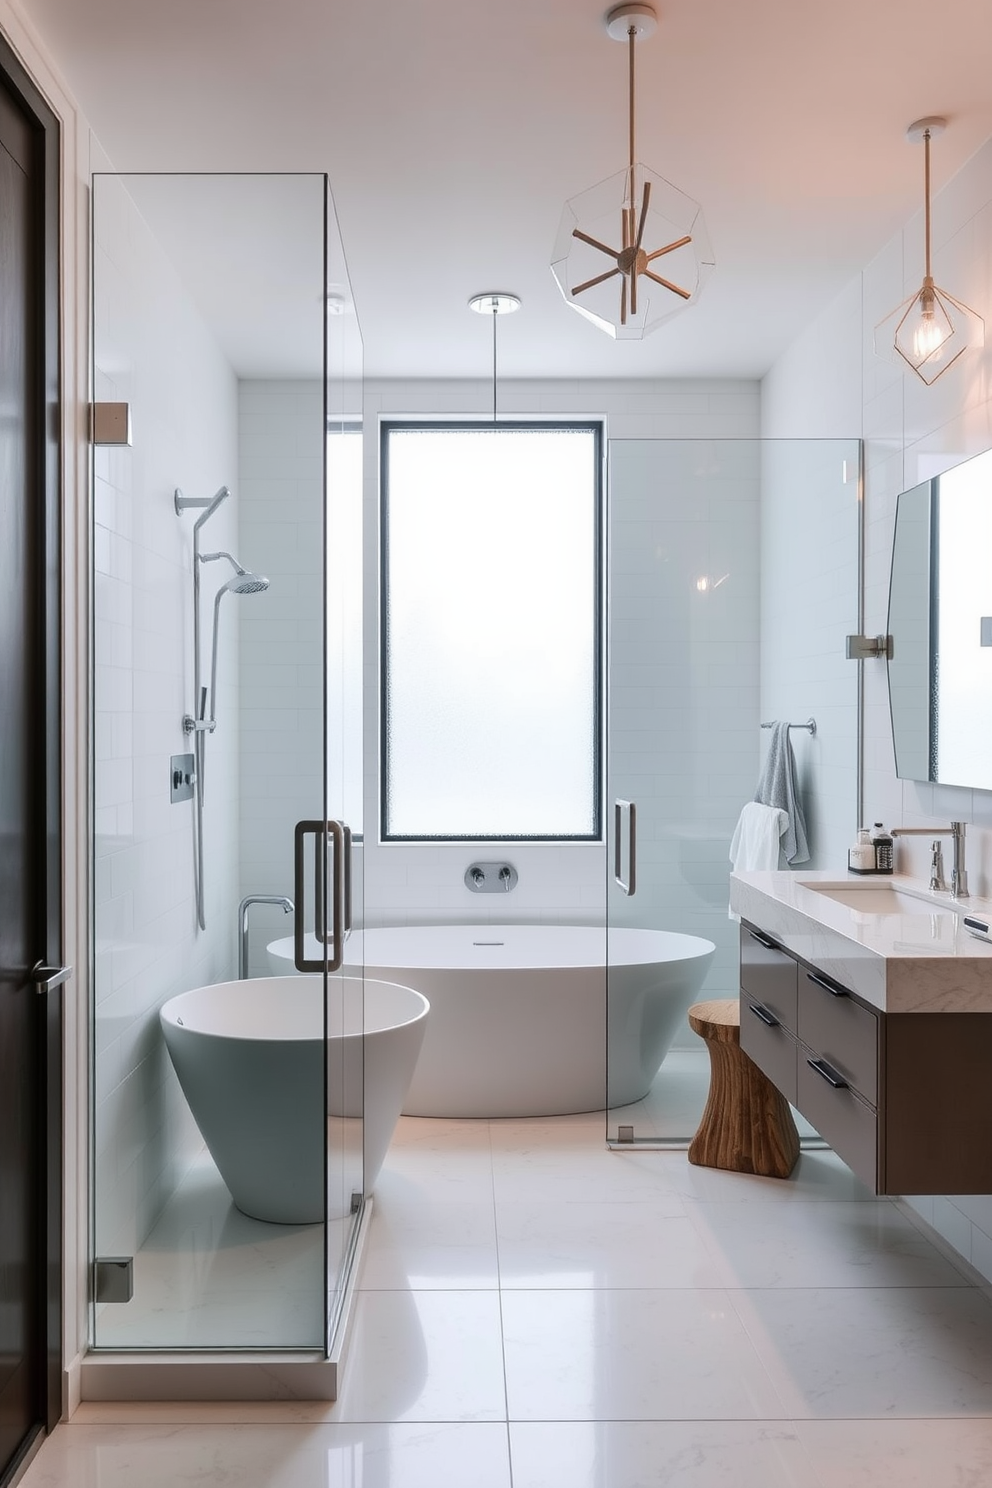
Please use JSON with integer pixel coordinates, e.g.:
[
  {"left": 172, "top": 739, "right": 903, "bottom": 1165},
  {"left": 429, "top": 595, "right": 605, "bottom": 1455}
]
[{"left": 730, "top": 869, "right": 992, "bottom": 1014}]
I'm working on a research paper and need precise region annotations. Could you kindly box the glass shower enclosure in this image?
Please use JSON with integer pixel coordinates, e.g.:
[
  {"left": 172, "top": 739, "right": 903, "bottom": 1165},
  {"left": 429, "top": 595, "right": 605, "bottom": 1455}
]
[
  {"left": 605, "top": 437, "right": 860, "bottom": 1144},
  {"left": 90, "top": 173, "right": 365, "bottom": 1354}
]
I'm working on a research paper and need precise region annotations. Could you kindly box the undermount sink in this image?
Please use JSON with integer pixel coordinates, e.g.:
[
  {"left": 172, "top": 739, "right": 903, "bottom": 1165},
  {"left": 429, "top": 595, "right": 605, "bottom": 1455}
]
[{"left": 798, "top": 881, "right": 958, "bottom": 916}]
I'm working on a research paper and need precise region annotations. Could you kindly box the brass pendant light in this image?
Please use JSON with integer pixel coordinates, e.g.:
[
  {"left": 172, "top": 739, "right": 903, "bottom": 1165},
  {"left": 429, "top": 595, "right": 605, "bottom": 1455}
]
[
  {"left": 874, "top": 117, "right": 984, "bottom": 385},
  {"left": 551, "top": 2, "right": 713, "bottom": 339}
]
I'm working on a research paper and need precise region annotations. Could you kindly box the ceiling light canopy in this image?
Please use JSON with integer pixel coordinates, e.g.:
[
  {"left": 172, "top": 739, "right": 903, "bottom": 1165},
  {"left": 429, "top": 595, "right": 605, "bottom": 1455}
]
[
  {"left": 874, "top": 117, "right": 984, "bottom": 385},
  {"left": 551, "top": 2, "right": 714, "bottom": 340},
  {"left": 468, "top": 291, "right": 521, "bottom": 421}
]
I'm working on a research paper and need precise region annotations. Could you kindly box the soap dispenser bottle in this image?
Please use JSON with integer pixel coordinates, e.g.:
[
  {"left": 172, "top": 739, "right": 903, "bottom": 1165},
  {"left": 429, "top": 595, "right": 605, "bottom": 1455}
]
[
  {"left": 871, "top": 821, "right": 894, "bottom": 874},
  {"left": 848, "top": 828, "right": 876, "bottom": 874}
]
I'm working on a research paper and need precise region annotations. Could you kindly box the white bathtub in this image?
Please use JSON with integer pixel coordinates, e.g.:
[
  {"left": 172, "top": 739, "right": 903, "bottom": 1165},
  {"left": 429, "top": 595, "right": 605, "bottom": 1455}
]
[
  {"left": 160, "top": 976, "right": 428, "bottom": 1223},
  {"left": 266, "top": 925, "right": 715, "bottom": 1118}
]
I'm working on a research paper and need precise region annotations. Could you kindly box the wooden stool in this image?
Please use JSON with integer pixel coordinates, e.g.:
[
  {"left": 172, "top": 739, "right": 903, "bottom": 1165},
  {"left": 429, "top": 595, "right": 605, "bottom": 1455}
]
[{"left": 687, "top": 998, "right": 799, "bottom": 1179}]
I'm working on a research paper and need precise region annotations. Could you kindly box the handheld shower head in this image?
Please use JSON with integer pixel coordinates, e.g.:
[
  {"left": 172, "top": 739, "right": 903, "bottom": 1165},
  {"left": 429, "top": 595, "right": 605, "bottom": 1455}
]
[
  {"left": 225, "top": 570, "right": 269, "bottom": 596},
  {"left": 208, "top": 567, "right": 270, "bottom": 722}
]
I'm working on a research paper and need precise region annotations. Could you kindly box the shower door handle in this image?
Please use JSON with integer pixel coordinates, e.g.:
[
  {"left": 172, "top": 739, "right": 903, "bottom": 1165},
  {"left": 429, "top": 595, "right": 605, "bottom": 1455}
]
[
  {"left": 614, "top": 799, "right": 637, "bottom": 897},
  {"left": 294, "top": 819, "right": 346, "bottom": 973}
]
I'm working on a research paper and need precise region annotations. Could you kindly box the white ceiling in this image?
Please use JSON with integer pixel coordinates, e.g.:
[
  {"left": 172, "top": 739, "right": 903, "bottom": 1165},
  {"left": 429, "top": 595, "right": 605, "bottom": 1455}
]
[{"left": 20, "top": 0, "right": 992, "bottom": 380}]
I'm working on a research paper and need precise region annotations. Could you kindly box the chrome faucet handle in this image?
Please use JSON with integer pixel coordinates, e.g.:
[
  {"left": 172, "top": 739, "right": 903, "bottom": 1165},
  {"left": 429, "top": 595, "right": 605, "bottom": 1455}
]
[{"left": 929, "top": 840, "right": 947, "bottom": 893}]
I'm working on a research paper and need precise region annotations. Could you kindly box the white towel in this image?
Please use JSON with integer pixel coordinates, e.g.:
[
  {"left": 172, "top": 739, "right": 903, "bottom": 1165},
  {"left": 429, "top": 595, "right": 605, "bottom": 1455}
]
[
  {"left": 728, "top": 803, "right": 789, "bottom": 919},
  {"left": 730, "top": 801, "right": 789, "bottom": 873}
]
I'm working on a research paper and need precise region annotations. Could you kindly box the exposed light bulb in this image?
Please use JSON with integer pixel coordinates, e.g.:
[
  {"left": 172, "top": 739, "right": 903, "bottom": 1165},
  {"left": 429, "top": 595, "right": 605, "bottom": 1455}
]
[{"left": 911, "top": 285, "right": 948, "bottom": 361}]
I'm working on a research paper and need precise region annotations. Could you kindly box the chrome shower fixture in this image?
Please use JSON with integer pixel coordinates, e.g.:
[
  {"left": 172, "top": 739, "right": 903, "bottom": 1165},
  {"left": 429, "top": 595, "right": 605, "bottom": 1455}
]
[
  {"left": 175, "top": 484, "right": 268, "bottom": 932},
  {"left": 208, "top": 563, "right": 270, "bottom": 730},
  {"left": 175, "top": 484, "right": 230, "bottom": 529}
]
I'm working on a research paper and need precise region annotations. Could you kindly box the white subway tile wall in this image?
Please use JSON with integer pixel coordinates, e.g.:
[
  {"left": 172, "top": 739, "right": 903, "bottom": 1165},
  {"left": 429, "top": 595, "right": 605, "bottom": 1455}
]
[
  {"left": 92, "top": 175, "right": 240, "bottom": 1269},
  {"left": 237, "top": 382, "right": 326, "bottom": 977},
  {"left": 762, "top": 130, "right": 992, "bottom": 1284}
]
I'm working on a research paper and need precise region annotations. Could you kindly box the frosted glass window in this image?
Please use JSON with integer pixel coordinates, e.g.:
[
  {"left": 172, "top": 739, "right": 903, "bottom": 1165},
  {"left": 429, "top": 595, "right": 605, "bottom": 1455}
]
[{"left": 381, "top": 423, "right": 602, "bottom": 840}]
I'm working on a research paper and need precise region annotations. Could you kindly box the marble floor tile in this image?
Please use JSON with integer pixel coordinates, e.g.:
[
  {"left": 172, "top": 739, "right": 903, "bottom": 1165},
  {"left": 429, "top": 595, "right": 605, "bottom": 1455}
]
[
  {"left": 381, "top": 1117, "right": 495, "bottom": 1199},
  {"left": 329, "top": 1288, "right": 507, "bottom": 1423},
  {"left": 491, "top": 1139, "right": 690, "bottom": 1206},
  {"left": 508, "top": 1420, "right": 822, "bottom": 1488},
  {"left": 20, "top": 1422, "right": 514, "bottom": 1488},
  {"left": 687, "top": 1197, "right": 971, "bottom": 1289},
  {"left": 667, "top": 1147, "right": 877, "bottom": 1204},
  {"left": 730, "top": 1285, "right": 992, "bottom": 1418},
  {"left": 361, "top": 1178, "right": 499, "bottom": 1290},
  {"left": 494, "top": 1200, "right": 732, "bottom": 1290},
  {"left": 501, "top": 1288, "right": 787, "bottom": 1421},
  {"left": 796, "top": 1418, "right": 992, "bottom": 1487},
  {"left": 94, "top": 1155, "right": 328, "bottom": 1350}
]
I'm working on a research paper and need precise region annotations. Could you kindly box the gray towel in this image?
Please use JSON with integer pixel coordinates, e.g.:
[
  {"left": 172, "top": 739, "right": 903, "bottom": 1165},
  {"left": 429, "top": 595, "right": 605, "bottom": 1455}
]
[{"left": 754, "top": 722, "right": 810, "bottom": 865}]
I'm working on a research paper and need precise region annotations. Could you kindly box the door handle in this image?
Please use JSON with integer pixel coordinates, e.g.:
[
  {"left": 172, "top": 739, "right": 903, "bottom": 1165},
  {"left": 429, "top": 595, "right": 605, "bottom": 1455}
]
[
  {"left": 294, "top": 820, "right": 346, "bottom": 973},
  {"left": 614, "top": 799, "right": 637, "bottom": 897},
  {"left": 31, "top": 961, "right": 73, "bottom": 995}
]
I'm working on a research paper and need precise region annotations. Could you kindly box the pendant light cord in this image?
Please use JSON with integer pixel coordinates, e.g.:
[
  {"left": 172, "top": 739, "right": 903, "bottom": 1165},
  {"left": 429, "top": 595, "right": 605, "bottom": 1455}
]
[
  {"left": 492, "top": 304, "right": 497, "bottom": 424},
  {"left": 923, "top": 127, "right": 932, "bottom": 281}
]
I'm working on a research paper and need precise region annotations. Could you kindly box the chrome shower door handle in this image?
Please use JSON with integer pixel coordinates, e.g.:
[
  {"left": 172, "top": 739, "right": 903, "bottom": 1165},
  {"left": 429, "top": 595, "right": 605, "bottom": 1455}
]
[
  {"left": 294, "top": 819, "right": 346, "bottom": 972},
  {"left": 614, "top": 798, "right": 637, "bottom": 897}
]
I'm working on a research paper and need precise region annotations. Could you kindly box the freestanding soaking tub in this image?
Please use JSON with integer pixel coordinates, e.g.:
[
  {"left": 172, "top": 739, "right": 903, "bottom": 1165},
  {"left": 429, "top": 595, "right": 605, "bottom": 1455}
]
[
  {"left": 266, "top": 925, "right": 715, "bottom": 1118},
  {"left": 160, "top": 975, "right": 429, "bottom": 1223}
]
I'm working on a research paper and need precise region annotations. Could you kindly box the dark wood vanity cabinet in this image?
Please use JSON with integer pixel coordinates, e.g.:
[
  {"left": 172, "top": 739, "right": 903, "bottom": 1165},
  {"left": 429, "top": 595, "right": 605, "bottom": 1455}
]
[{"left": 739, "top": 921, "right": 992, "bottom": 1195}]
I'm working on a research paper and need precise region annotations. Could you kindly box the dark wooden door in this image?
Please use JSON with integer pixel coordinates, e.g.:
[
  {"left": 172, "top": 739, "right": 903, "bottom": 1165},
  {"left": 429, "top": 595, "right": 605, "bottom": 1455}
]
[{"left": 0, "top": 48, "right": 61, "bottom": 1486}]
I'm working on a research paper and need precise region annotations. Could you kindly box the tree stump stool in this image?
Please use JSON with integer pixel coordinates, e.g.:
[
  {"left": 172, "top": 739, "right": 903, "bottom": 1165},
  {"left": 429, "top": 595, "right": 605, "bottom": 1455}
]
[{"left": 687, "top": 998, "right": 799, "bottom": 1179}]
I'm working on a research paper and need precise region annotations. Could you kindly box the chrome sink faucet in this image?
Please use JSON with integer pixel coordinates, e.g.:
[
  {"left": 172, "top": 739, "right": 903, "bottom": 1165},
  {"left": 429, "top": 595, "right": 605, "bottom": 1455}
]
[{"left": 890, "top": 821, "right": 968, "bottom": 899}]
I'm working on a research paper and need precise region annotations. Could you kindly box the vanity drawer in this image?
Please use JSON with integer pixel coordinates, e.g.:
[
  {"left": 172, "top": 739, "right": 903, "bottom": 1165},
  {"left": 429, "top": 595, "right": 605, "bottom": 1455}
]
[
  {"left": 798, "top": 1054, "right": 878, "bottom": 1191},
  {"left": 740, "top": 925, "right": 798, "bottom": 1033},
  {"left": 799, "top": 970, "right": 878, "bottom": 1105},
  {"left": 739, "top": 995, "right": 797, "bottom": 1104}
]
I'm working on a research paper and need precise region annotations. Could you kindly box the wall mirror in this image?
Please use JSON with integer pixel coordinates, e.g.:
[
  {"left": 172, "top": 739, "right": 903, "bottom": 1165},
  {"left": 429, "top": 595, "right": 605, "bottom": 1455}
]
[{"left": 887, "top": 445, "right": 992, "bottom": 789}]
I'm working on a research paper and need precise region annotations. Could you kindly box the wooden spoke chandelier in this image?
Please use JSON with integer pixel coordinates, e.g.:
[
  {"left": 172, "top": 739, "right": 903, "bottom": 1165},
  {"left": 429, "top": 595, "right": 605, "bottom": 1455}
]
[{"left": 551, "top": 2, "right": 714, "bottom": 339}]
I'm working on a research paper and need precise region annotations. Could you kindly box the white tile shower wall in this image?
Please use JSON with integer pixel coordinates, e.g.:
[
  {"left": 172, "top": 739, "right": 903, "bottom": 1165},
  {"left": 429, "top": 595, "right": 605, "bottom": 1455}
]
[
  {"left": 92, "top": 175, "right": 240, "bottom": 1261},
  {"left": 361, "top": 380, "right": 760, "bottom": 972},
  {"left": 761, "top": 131, "right": 992, "bottom": 1283},
  {"left": 236, "top": 381, "right": 326, "bottom": 978},
  {"left": 756, "top": 438, "right": 861, "bottom": 871}
]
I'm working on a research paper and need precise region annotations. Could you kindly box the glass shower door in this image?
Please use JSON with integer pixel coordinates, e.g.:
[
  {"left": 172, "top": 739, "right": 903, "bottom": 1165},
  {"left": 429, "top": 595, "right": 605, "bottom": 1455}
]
[
  {"left": 605, "top": 438, "right": 860, "bottom": 1145},
  {"left": 90, "top": 172, "right": 365, "bottom": 1354},
  {"left": 323, "top": 179, "right": 366, "bottom": 1348}
]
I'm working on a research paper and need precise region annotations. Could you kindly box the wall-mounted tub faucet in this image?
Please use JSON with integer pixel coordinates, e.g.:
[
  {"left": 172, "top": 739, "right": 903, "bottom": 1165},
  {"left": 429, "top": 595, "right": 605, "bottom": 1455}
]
[
  {"left": 465, "top": 862, "right": 518, "bottom": 893},
  {"left": 239, "top": 895, "right": 294, "bottom": 979}
]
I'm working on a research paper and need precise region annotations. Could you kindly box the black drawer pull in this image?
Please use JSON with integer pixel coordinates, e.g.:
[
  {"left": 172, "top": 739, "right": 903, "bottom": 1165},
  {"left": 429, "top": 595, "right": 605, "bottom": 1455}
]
[
  {"left": 806, "top": 971, "right": 848, "bottom": 999},
  {"left": 807, "top": 1056, "right": 849, "bottom": 1090},
  {"left": 747, "top": 929, "right": 779, "bottom": 950},
  {"left": 748, "top": 1001, "right": 780, "bottom": 1028}
]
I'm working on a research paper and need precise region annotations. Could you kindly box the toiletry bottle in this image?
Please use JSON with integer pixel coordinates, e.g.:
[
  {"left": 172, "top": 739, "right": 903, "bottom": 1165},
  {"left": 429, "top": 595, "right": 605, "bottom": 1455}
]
[
  {"left": 848, "top": 828, "right": 875, "bottom": 873},
  {"left": 871, "top": 821, "right": 894, "bottom": 874}
]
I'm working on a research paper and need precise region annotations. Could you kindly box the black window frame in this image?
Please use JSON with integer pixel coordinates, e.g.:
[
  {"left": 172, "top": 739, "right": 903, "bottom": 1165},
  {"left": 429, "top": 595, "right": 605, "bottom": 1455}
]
[{"left": 379, "top": 418, "right": 604, "bottom": 843}]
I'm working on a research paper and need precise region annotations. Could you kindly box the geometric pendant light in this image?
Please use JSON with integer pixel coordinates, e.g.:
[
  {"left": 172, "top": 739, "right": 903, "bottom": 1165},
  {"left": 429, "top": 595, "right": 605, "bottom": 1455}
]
[
  {"left": 550, "top": 2, "right": 714, "bottom": 339},
  {"left": 874, "top": 117, "right": 984, "bottom": 385},
  {"left": 550, "top": 4, "right": 714, "bottom": 341}
]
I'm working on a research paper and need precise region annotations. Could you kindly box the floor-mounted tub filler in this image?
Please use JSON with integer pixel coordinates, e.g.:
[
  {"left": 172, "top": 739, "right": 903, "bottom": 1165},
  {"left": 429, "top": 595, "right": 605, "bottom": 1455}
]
[
  {"left": 160, "top": 976, "right": 429, "bottom": 1222},
  {"left": 266, "top": 925, "right": 716, "bottom": 1118}
]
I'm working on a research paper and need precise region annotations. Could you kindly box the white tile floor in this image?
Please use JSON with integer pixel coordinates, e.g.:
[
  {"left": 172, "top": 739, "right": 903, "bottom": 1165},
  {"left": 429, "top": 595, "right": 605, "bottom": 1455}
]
[{"left": 24, "top": 1105, "right": 992, "bottom": 1487}]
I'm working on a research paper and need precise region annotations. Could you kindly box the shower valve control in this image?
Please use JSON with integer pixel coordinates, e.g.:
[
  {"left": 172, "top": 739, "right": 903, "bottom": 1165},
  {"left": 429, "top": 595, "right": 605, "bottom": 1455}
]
[
  {"left": 465, "top": 861, "right": 518, "bottom": 893},
  {"left": 170, "top": 753, "right": 196, "bottom": 803}
]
